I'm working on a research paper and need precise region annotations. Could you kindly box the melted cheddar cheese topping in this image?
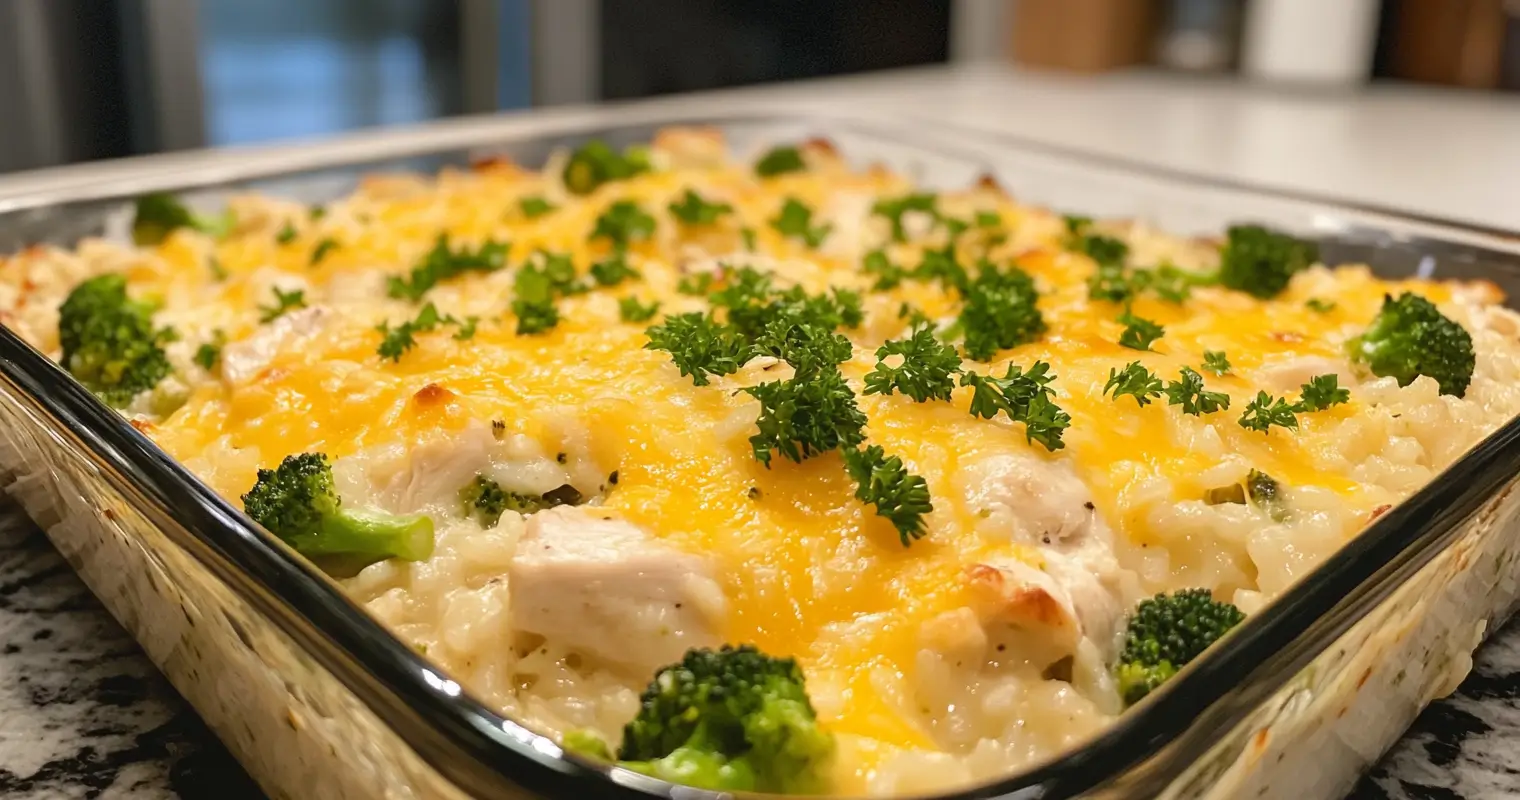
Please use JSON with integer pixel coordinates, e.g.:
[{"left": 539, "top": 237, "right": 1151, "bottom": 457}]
[{"left": 5, "top": 128, "right": 1504, "bottom": 794}]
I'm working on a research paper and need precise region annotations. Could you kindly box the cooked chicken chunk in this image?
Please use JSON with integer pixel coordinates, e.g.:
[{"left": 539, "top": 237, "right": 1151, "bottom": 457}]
[
  {"left": 507, "top": 507, "right": 727, "bottom": 673},
  {"left": 958, "top": 451, "right": 1098, "bottom": 547},
  {"left": 220, "top": 304, "right": 327, "bottom": 384},
  {"left": 1256, "top": 355, "right": 1357, "bottom": 395}
]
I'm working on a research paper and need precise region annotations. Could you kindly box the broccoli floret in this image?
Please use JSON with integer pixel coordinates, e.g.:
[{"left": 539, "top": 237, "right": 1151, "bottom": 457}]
[
  {"left": 1217, "top": 224, "right": 1317, "bottom": 299},
  {"left": 612, "top": 645, "right": 834, "bottom": 793},
  {"left": 1114, "top": 589, "right": 1245, "bottom": 706},
  {"left": 131, "top": 192, "right": 235, "bottom": 246},
  {"left": 57, "top": 274, "right": 175, "bottom": 407},
  {"left": 242, "top": 453, "right": 434, "bottom": 564},
  {"left": 1348, "top": 292, "right": 1475, "bottom": 397},
  {"left": 459, "top": 475, "right": 584, "bottom": 527}
]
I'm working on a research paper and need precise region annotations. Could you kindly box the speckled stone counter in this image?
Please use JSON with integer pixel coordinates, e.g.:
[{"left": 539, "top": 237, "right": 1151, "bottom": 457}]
[{"left": 1, "top": 500, "right": 1517, "bottom": 800}]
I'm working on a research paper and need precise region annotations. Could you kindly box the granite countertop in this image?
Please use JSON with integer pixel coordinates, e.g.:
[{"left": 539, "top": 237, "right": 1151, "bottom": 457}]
[{"left": 0, "top": 503, "right": 1517, "bottom": 798}]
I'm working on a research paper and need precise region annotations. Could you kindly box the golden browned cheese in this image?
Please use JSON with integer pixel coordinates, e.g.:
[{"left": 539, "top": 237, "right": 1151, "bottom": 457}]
[{"left": 4, "top": 129, "right": 1513, "bottom": 793}]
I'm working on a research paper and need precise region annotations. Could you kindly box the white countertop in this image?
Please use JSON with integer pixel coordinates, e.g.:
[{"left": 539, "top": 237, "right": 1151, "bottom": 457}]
[{"left": 4, "top": 64, "right": 1518, "bottom": 236}]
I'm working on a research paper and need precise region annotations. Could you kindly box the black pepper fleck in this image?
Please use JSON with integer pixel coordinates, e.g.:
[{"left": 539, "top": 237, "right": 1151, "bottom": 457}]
[
  {"left": 609, "top": 471, "right": 619, "bottom": 485},
  {"left": 556, "top": 452, "right": 567, "bottom": 464}
]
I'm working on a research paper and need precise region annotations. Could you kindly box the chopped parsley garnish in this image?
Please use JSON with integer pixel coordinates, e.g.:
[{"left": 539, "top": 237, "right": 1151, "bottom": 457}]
[
  {"left": 743, "top": 366, "right": 866, "bottom": 466},
  {"left": 519, "top": 195, "right": 557, "bottom": 218},
  {"left": 754, "top": 145, "right": 806, "bottom": 177},
  {"left": 1295, "top": 374, "right": 1350, "bottom": 412},
  {"left": 707, "top": 267, "right": 861, "bottom": 339},
  {"left": 193, "top": 330, "right": 226, "bottom": 371},
  {"left": 960, "top": 361, "right": 1070, "bottom": 451},
  {"left": 1306, "top": 298, "right": 1337, "bottom": 313},
  {"left": 668, "top": 189, "right": 733, "bottom": 225},
  {"left": 310, "top": 237, "right": 339, "bottom": 266},
  {"left": 521, "top": 252, "right": 582, "bottom": 297},
  {"left": 562, "top": 141, "right": 650, "bottom": 195},
  {"left": 911, "top": 245, "right": 968, "bottom": 293},
  {"left": 589, "top": 252, "right": 640, "bottom": 287},
  {"left": 1164, "top": 366, "right": 1231, "bottom": 415},
  {"left": 872, "top": 193, "right": 937, "bottom": 243},
  {"left": 309, "top": 205, "right": 327, "bottom": 221},
  {"left": 208, "top": 256, "right": 228, "bottom": 281},
  {"left": 275, "top": 222, "right": 298, "bottom": 245},
  {"left": 376, "top": 302, "right": 473, "bottom": 361},
  {"left": 1239, "top": 391, "right": 1300, "bottom": 433},
  {"left": 975, "top": 210, "right": 1002, "bottom": 229},
  {"left": 618, "top": 296, "right": 660, "bottom": 323},
  {"left": 677, "top": 273, "right": 714, "bottom": 296},
  {"left": 1063, "top": 215, "right": 1129, "bottom": 267},
  {"left": 958, "top": 262, "right": 1045, "bottom": 361},
  {"left": 1088, "top": 264, "right": 1138, "bottom": 303},
  {"left": 590, "top": 200, "right": 656, "bottom": 247},
  {"left": 1103, "top": 361, "right": 1164, "bottom": 407},
  {"left": 1148, "top": 264, "right": 1205, "bottom": 303},
  {"left": 258, "top": 287, "right": 306, "bottom": 323},
  {"left": 453, "top": 317, "right": 479, "bottom": 340},
  {"left": 770, "top": 198, "right": 831, "bottom": 249},
  {"left": 389, "top": 235, "right": 508, "bottom": 301},
  {"left": 842, "top": 445, "right": 932, "bottom": 546},
  {"left": 1090, "top": 263, "right": 1210, "bottom": 305},
  {"left": 1117, "top": 308, "right": 1165, "bottom": 351},
  {"left": 644, "top": 313, "right": 750, "bottom": 386},
  {"left": 1203, "top": 350, "right": 1231, "bottom": 375},
  {"left": 862, "top": 249, "right": 906, "bottom": 290},
  {"left": 740, "top": 227, "right": 758, "bottom": 252},
  {"left": 863, "top": 326, "right": 962, "bottom": 402},
  {"left": 511, "top": 263, "right": 560, "bottom": 335}
]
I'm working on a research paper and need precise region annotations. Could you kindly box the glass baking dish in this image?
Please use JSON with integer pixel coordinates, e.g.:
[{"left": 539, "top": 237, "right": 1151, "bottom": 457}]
[{"left": 1, "top": 108, "right": 1520, "bottom": 800}]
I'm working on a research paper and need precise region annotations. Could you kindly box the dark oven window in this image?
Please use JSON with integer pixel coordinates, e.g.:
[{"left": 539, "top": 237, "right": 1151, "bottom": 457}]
[{"left": 599, "top": 0, "right": 952, "bottom": 100}]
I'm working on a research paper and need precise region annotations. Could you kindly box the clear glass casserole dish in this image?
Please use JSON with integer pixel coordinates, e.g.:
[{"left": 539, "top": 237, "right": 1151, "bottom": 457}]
[{"left": 1, "top": 108, "right": 1519, "bottom": 800}]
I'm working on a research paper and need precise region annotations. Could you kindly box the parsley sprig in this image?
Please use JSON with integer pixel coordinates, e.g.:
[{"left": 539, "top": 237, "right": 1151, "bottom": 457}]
[
  {"left": 519, "top": 196, "right": 557, "bottom": 218},
  {"left": 960, "top": 361, "right": 1071, "bottom": 451},
  {"left": 1117, "top": 308, "right": 1165, "bottom": 351},
  {"left": 1203, "top": 350, "right": 1231, "bottom": 375},
  {"left": 389, "top": 235, "right": 507, "bottom": 301},
  {"left": 643, "top": 313, "right": 750, "bottom": 386},
  {"left": 376, "top": 302, "right": 477, "bottom": 362},
  {"left": 843, "top": 445, "right": 932, "bottom": 546},
  {"left": 755, "top": 145, "right": 806, "bottom": 177},
  {"left": 590, "top": 200, "right": 656, "bottom": 247},
  {"left": 770, "top": 198, "right": 831, "bottom": 248},
  {"left": 258, "top": 287, "right": 306, "bottom": 323},
  {"left": 618, "top": 296, "right": 660, "bottom": 323},
  {"left": 959, "top": 262, "right": 1045, "bottom": 361},
  {"left": 864, "top": 326, "right": 963, "bottom": 402},
  {"left": 1104, "top": 361, "right": 1164, "bottom": 407},
  {"left": 744, "top": 366, "right": 866, "bottom": 467},
  {"left": 1239, "top": 391, "right": 1300, "bottom": 433},
  {"left": 1165, "top": 366, "right": 1231, "bottom": 415},
  {"left": 668, "top": 189, "right": 733, "bottom": 225},
  {"left": 589, "top": 252, "right": 640, "bottom": 287},
  {"left": 1295, "top": 374, "right": 1350, "bottom": 412},
  {"left": 872, "top": 193, "right": 938, "bottom": 243}
]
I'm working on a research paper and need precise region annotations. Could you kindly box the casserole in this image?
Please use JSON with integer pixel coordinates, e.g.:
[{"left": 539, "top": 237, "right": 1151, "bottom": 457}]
[{"left": 1, "top": 109, "right": 1519, "bottom": 799}]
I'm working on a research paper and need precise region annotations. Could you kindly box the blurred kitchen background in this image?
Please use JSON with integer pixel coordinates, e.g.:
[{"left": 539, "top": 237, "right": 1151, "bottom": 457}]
[{"left": 2, "top": 0, "right": 1518, "bottom": 174}]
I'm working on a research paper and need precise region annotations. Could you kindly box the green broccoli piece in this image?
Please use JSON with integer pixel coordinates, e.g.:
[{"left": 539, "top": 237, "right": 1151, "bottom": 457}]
[
  {"left": 241, "top": 453, "right": 434, "bottom": 564},
  {"left": 131, "top": 192, "right": 234, "bottom": 246},
  {"left": 1114, "top": 588, "right": 1245, "bottom": 706},
  {"left": 57, "top": 274, "right": 175, "bottom": 407},
  {"left": 1217, "top": 224, "right": 1317, "bottom": 299},
  {"left": 459, "top": 475, "right": 583, "bottom": 527},
  {"left": 614, "top": 645, "right": 834, "bottom": 793},
  {"left": 1348, "top": 292, "right": 1475, "bottom": 397}
]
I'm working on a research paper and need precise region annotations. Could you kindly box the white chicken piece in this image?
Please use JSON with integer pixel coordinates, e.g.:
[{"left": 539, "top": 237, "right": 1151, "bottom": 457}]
[
  {"left": 220, "top": 305, "right": 329, "bottom": 385},
  {"left": 1255, "top": 355, "right": 1358, "bottom": 396},
  {"left": 373, "top": 420, "right": 497, "bottom": 514},
  {"left": 957, "top": 451, "right": 1096, "bottom": 547},
  {"left": 931, "top": 451, "right": 1136, "bottom": 672},
  {"left": 507, "top": 507, "right": 727, "bottom": 674}
]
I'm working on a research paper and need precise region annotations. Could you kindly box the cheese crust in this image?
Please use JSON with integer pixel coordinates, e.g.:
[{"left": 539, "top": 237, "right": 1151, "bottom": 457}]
[{"left": 4, "top": 127, "right": 1519, "bottom": 795}]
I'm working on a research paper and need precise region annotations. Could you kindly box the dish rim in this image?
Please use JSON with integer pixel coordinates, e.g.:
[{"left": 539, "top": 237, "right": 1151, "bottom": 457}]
[{"left": 2, "top": 109, "right": 1520, "bottom": 799}]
